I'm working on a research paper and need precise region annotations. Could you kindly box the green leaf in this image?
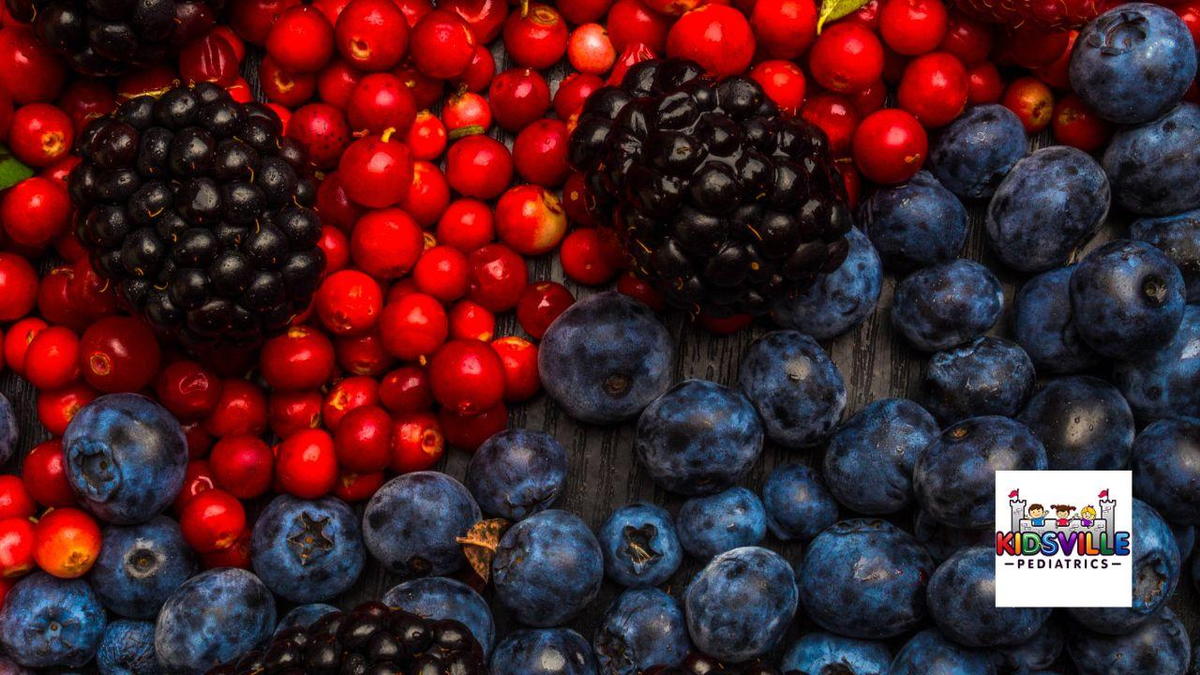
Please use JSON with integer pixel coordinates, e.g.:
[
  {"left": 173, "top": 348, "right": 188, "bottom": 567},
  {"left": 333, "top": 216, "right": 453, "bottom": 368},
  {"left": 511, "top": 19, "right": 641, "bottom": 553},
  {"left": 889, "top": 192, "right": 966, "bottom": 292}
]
[
  {"left": 0, "top": 144, "right": 33, "bottom": 192},
  {"left": 817, "top": 0, "right": 872, "bottom": 32}
]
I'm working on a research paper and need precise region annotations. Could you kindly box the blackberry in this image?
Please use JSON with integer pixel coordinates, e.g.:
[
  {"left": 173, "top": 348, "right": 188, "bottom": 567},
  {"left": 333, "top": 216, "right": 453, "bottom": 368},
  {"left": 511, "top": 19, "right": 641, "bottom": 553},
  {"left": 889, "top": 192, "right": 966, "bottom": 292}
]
[
  {"left": 206, "top": 602, "right": 488, "bottom": 675},
  {"left": 570, "top": 58, "right": 851, "bottom": 317},
  {"left": 5, "top": 0, "right": 219, "bottom": 75},
  {"left": 70, "top": 83, "right": 324, "bottom": 348}
]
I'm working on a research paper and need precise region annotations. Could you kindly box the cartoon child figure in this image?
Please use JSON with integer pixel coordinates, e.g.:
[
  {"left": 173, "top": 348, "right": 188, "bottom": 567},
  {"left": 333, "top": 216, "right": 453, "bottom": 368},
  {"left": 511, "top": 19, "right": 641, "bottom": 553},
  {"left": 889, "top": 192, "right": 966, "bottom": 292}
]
[
  {"left": 1052, "top": 505, "right": 1075, "bottom": 527},
  {"left": 1079, "top": 505, "right": 1097, "bottom": 527},
  {"left": 1028, "top": 504, "right": 1047, "bottom": 527}
]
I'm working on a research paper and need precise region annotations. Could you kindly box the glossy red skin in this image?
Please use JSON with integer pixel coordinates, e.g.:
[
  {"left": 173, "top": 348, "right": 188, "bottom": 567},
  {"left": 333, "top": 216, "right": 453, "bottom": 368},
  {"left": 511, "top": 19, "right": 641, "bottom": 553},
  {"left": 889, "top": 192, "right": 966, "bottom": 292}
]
[
  {"left": 488, "top": 68, "right": 551, "bottom": 132},
  {"left": 350, "top": 208, "right": 424, "bottom": 278},
  {"left": 897, "top": 52, "right": 968, "bottom": 127},
  {"left": 401, "top": 160, "right": 450, "bottom": 227},
  {"left": 180, "top": 31, "right": 241, "bottom": 85},
  {"left": 559, "top": 0, "right": 611, "bottom": 23},
  {"left": 37, "top": 267, "right": 83, "bottom": 331},
  {"left": 378, "top": 366, "right": 433, "bottom": 414},
  {"left": 182, "top": 421, "right": 213, "bottom": 459},
  {"left": 0, "top": 26, "right": 66, "bottom": 104},
  {"left": 36, "top": 383, "right": 97, "bottom": 436},
  {"left": 495, "top": 185, "right": 567, "bottom": 255},
  {"left": 0, "top": 517, "right": 35, "bottom": 577},
  {"left": 413, "top": 246, "right": 470, "bottom": 302},
  {"left": 315, "top": 172, "right": 364, "bottom": 232},
  {"left": 467, "top": 244, "right": 528, "bottom": 312},
  {"left": 335, "top": 0, "right": 409, "bottom": 71},
  {"left": 438, "top": 402, "right": 506, "bottom": 451},
  {"left": 938, "top": 14, "right": 993, "bottom": 65},
  {"left": 512, "top": 119, "right": 569, "bottom": 187},
  {"left": 491, "top": 336, "right": 540, "bottom": 402},
  {"left": 998, "top": 25, "right": 1069, "bottom": 68},
  {"left": 334, "top": 471, "right": 385, "bottom": 501},
  {"left": 1002, "top": 76, "right": 1054, "bottom": 133},
  {"left": 568, "top": 23, "right": 616, "bottom": 74},
  {"left": 24, "top": 326, "right": 80, "bottom": 390},
  {"left": 560, "top": 228, "right": 620, "bottom": 285},
  {"left": 173, "top": 460, "right": 216, "bottom": 511},
  {"left": 808, "top": 22, "right": 884, "bottom": 93},
  {"left": 852, "top": 108, "right": 928, "bottom": 184},
  {"left": 322, "top": 375, "right": 381, "bottom": 429},
  {"left": 553, "top": 73, "right": 603, "bottom": 120},
  {"left": 348, "top": 73, "right": 417, "bottom": 134},
  {"left": 390, "top": 412, "right": 445, "bottom": 472},
  {"left": 966, "top": 62, "right": 1004, "bottom": 104},
  {"left": 35, "top": 508, "right": 101, "bottom": 578},
  {"left": 406, "top": 111, "right": 447, "bottom": 160},
  {"left": 504, "top": 3, "right": 568, "bottom": 69},
  {"left": 66, "top": 257, "right": 117, "bottom": 320},
  {"left": 316, "top": 269, "right": 383, "bottom": 336},
  {"left": 334, "top": 405, "right": 393, "bottom": 473},
  {"left": 437, "top": 199, "right": 495, "bottom": 251},
  {"left": 442, "top": 91, "right": 492, "bottom": 134},
  {"left": 9, "top": 103, "right": 72, "bottom": 168},
  {"left": 879, "top": 0, "right": 948, "bottom": 55},
  {"left": 1, "top": 177, "right": 68, "bottom": 248},
  {"left": 801, "top": 93, "right": 859, "bottom": 157},
  {"left": 58, "top": 81, "right": 116, "bottom": 137},
  {"left": 851, "top": 78, "right": 887, "bottom": 115},
  {"left": 0, "top": 254, "right": 37, "bottom": 322},
  {"left": 200, "top": 530, "right": 251, "bottom": 569},
  {"left": 40, "top": 156, "right": 82, "bottom": 191},
  {"left": 23, "top": 440, "right": 74, "bottom": 508},
  {"left": 286, "top": 103, "right": 351, "bottom": 169},
  {"left": 210, "top": 436, "right": 274, "bottom": 499},
  {"left": 1052, "top": 93, "right": 1113, "bottom": 152},
  {"left": 516, "top": 281, "right": 575, "bottom": 339},
  {"left": 267, "top": 5, "right": 335, "bottom": 72},
  {"left": 338, "top": 133, "right": 414, "bottom": 208},
  {"left": 259, "top": 56, "right": 318, "bottom": 106},
  {"left": 428, "top": 339, "right": 505, "bottom": 414},
  {"left": 275, "top": 429, "right": 339, "bottom": 498},
  {"left": 318, "top": 225, "right": 352, "bottom": 275},
  {"left": 0, "top": 477, "right": 34, "bottom": 521},
  {"left": 750, "top": 60, "right": 807, "bottom": 117},
  {"left": 442, "top": 0, "right": 507, "bottom": 43},
  {"left": 395, "top": 66, "right": 445, "bottom": 110},
  {"left": 318, "top": 60, "right": 363, "bottom": 108},
  {"left": 314, "top": 0, "right": 353, "bottom": 23},
  {"left": 750, "top": 0, "right": 817, "bottom": 59},
  {"left": 616, "top": 272, "right": 666, "bottom": 311},
  {"left": 203, "top": 379, "right": 268, "bottom": 437},
  {"left": 180, "top": 489, "right": 247, "bottom": 553},
  {"left": 445, "top": 135, "right": 513, "bottom": 199},
  {"left": 410, "top": 9, "right": 476, "bottom": 78},
  {"left": 380, "top": 292, "right": 449, "bottom": 360},
  {"left": 1178, "top": 0, "right": 1200, "bottom": 45},
  {"left": 456, "top": 44, "right": 496, "bottom": 92},
  {"left": 336, "top": 331, "right": 394, "bottom": 376},
  {"left": 78, "top": 317, "right": 161, "bottom": 393},
  {"left": 666, "top": 5, "right": 755, "bottom": 77},
  {"left": 261, "top": 327, "right": 335, "bottom": 391},
  {"left": 697, "top": 312, "right": 753, "bottom": 334},
  {"left": 605, "top": 0, "right": 668, "bottom": 52},
  {"left": 231, "top": 0, "right": 300, "bottom": 44},
  {"left": 1032, "top": 30, "right": 1077, "bottom": 89},
  {"left": 561, "top": 172, "right": 600, "bottom": 227},
  {"left": 268, "top": 390, "right": 324, "bottom": 437},
  {"left": 156, "top": 361, "right": 222, "bottom": 421},
  {"left": 448, "top": 300, "right": 495, "bottom": 342}
]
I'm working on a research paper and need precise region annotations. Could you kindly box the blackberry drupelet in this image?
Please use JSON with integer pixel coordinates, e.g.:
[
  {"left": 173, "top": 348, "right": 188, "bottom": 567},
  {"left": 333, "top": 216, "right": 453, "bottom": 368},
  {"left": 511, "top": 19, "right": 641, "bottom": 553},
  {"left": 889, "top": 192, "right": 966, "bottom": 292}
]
[
  {"left": 70, "top": 83, "right": 325, "bottom": 348},
  {"left": 6, "top": 0, "right": 219, "bottom": 76},
  {"left": 206, "top": 601, "right": 488, "bottom": 675},
  {"left": 570, "top": 58, "right": 851, "bottom": 317}
]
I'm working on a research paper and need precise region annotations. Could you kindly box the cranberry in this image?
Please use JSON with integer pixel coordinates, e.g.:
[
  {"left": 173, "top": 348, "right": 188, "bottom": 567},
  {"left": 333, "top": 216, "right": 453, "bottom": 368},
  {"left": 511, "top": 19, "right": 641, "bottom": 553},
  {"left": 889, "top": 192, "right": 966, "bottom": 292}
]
[
  {"left": 515, "top": 281, "right": 574, "bottom": 339},
  {"left": 4, "top": 318, "right": 47, "bottom": 376},
  {"left": 259, "top": 56, "right": 317, "bottom": 106},
  {"left": 852, "top": 108, "right": 928, "bottom": 184},
  {"left": 322, "top": 375, "right": 380, "bottom": 429},
  {"left": 334, "top": 471, "right": 385, "bottom": 502},
  {"left": 261, "top": 326, "right": 336, "bottom": 391},
  {"left": 448, "top": 299, "right": 495, "bottom": 341},
  {"left": 9, "top": 103, "right": 72, "bottom": 168},
  {"left": 22, "top": 440, "right": 73, "bottom": 507},
  {"left": 410, "top": 9, "right": 476, "bottom": 79},
  {"left": 338, "top": 130, "right": 414, "bottom": 208},
  {"left": 1178, "top": 0, "right": 1200, "bottom": 45},
  {"left": 333, "top": 404, "right": 392, "bottom": 473},
  {"left": 412, "top": 245, "right": 470, "bottom": 302},
  {"left": 0, "top": 177, "right": 69, "bottom": 248},
  {"left": 378, "top": 366, "right": 433, "bottom": 413},
  {"left": 553, "top": 73, "right": 603, "bottom": 121},
  {"left": 1002, "top": 76, "right": 1054, "bottom": 133},
  {"left": 605, "top": 0, "right": 668, "bottom": 53},
  {"left": 560, "top": 228, "right": 620, "bottom": 285},
  {"left": 182, "top": 422, "right": 213, "bottom": 459},
  {"left": 204, "top": 379, "right": 268, "bottom": 437},
  {"left": 801, "top": 93, "right": 859, "bottom": 157},
  {"left": 31, "top": 508, "right": 100, "bottom": 578},
  {"left": 467, "top": 243, "right": 528, "bottom": 311},
  {"left": 266, "top": 5, "right": 335, "bottom": 72},
  {"left": 998, "top": 25, "right": 1069, "bottom": 69},
  {"left": 495, "top": 185, "right": 567, "bottom": 256},
  {"left": 180, "top": 488, "right": 246, "bottom": 553},
  {"left": 180, "top": 31, "right": 241, "bottom": 85},
  {"left": 966, "top": 62, "right": 1004, "bottom": 104},
  {"left": 1052, "top": 93, "right": 1113, "bottom": 152},
  {"left": 939, "top": 14, "right": 993, "bottom": 65},
  {"left": 666, "top": 5, "right": 755, "bottom": 78},
  {"left": 318, "top": 224, "right": 352, "bottom": 274},
  {"left": 487, "top": 68, "right": 551, "bottom": 132},
  {"left": 568, "top": 23, "right": 616, "bottom": 75},
  {"left": 441, "top": 0, "right": 507, "bottom": 43},
  {"left": 276, "top": 429, "right": 339, "bottom": 498},
  {"left": 0, "top": 516, "right": 35, "bottom": 578},
  {"left": 335, "top": 0, "right": 409, "bottom": 71},
  {"left": 57, "top": 80, "right": 116, "bottom": 136},
  {"left": 504, "top": 3, "right": 568, "bottom": 69},
  {"left": 380, "top": 292, "right": 448, "bottom": 360},
  {"left": 400, "top": 160, "right": 450, "bottom": 227},
  {"left": 269, "top": 390, "right": 323, "bottom": 437},
  {"left": 316, "top": 269, "right": 383, "bottom": 335},
  {"left": 1033, "top": 30, "right": 1077, "bottom": 89},
  {"left": 442, "top": 91, "right": 492, "bottom": 136},
  {"left": 558, "top": 0, "right": 611, "bottom": 24},
  {"left": 156, "top": 360, "right": 222, "bottom": 421},
  {"left": 491, "top": 336, "right": 541, "bottom": 402},
  {"left": 347, "top": 74, "right": 417, "bottom": 136},
  {"left": 37, "top": 383, "right": 96, "bottom": 436},
  {"left": 37, "top": 267, "right": 82, "bottom": 331},
  {"left": 616, "top": 272, "right": 666, "bottom": 311},
  {"left": 897, "top": 51, "right": 968, "bottom": 127},
  {"left": 428, "top": 339, "right": 505, "bottom": 414},
  {"left": 78, "top": 316, "right": 161, "bottom": 393},
  {"left": 66, "top": 257, "right": 117, "bottom": 320},
  {"left": 199, "top": 530, "right": 251, "bottom": 569},
  {"left": 561, "top": 172, "right": 600, "bottom": 227},
  {"left": 210, "top": 436, "right": 274, "bottom": 499},
  {"left": 41, "top": 156, "right": 82, "bottom": 191},
  {"left": 437, "top": 199, "right": 495, "bottom": 251},
  {"left": 318, "top": 60, "right": 363, "bottom": 108},
  {"left": 749, "top": 60, "right": 807, "bottom": 117},
  {"left": 314, "top": 0, "right": 352, "bottom": 23},
  {"left": 840, "top": 163, "right": 862, "bottom": 209},
  {"left": 24, "top": 326, "right": 80, "bottom": 390},
  {"left": 395, "top": 65, "right": 445, "bottom": 110},
  {"left": 808, "top": 22, "right": 883, "bottom": 93},
  {"left": 457, "top": 44, "right": 496, "bottom": 92},
  {"left": 337, "top": 330, "right": 394, "bottom": 376},
  {"left": 512, "top": 119, "right": 569, "bottom": 187},
  {"left": 406, "top": 110, "right": 447, "bottom": 160},
  {"left": 750, "top": 0, "right": 816, "bottom": 59},
  {"left": 286, "top": 102, "right": 350, "bottom": 169},
  {"left": 444, "top": 136, "right": 512, "bottom": 202},
  {"left": 0, "top": 477, "right": 32, "bottom": 521},
  {"left": 0, "top": 26, "right": 66, "bottom": 104},
  {"left": 173, "top": 459, "right": 216, "bottom": 511},
  {"left": 351, "top": 208, "right": 424, "bottom": 278},
  {"left": 390, "top": 412, "right": 444, "bottom": 472},
  {"left": 438, "top": 402, "right": 506, "bottom": 451},
  {"left": 879, "top": 0, "right": 947, "bottom": 55}
]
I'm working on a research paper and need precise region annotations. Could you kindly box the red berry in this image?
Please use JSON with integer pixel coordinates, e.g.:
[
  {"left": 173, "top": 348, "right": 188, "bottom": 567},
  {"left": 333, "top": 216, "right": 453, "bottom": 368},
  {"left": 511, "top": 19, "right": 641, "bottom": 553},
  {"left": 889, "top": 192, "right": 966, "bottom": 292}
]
[
  {"left": 378, "top": 366, "right": 433, "bottom": 413},
  {"left": 515, "top": 281, "right": 574, "bottom": 339},
  {"left": 939, "top": 14, "right": 993, "bottom": 65},
  {"left": 209, "top": 436, "right": 274, "bottom": 499},
  {"left": 338, "top": 130, "right": 414, "bottom": 208},
  {"left": 25, "top": 326, "right": 80, "bottom": 390},
  {"left": 616, "top": 272, "right": 666, "bottom": 311},
  {"left": 467, "top": 243, "right": 528, "bottom": 311},
  {"left": 23, "top": 440, "right": 73, "bottom": 508},
  {"left": 442, "top": 0, "right": 508, "bottom": 43},
  {"left": 204, "top": 379, "right": 268, "bottom": 437},
  {"left": 966, "top": 62, "right": 1004, "bottom": 104},
  {"left": 801, "top": 93, "right": 859, "bottom": 157},
  {"left": 33, "top": 507, "right": 101, "bottom": 578},
  {"left": 1052, "top": 93, "right": 1113, "bottom": 152},
  {"left": 335, "top": 0, "right": 409, "bottom": 71},
  {"left": 350, "top": 207, "right": 424, "bottom": 278},
  {"left": 336, "top": 330, "right": 394, "bottom": 376},
  {"left": 1178, "top": 0, "right": 1200, "bottom": 46},
  {"left": 36, "top": 383, "right": 96, "bottom": 436},
  {"left": 560, "top": 228, "right": 619, "bottom": 285},
  {"left": 3, "top": 318, "right": 45, "bottom": 376},
  {"left": 318, "top": 224, "right": 352, "bottom": 274},
  {"left": 78, "top": 316, "right": 161, "bottom": 393},
  {"left": 182, "top": 422, "right": 213, "bottom": 459},
  {"left": 180, "top": 31, "right": 241, "bottom": 86},
  {"left": 334, "top": 404, "right": 393, "bottom": 473},
  {"left": 156, "top": 360, "right": 222, "bottom": 421},
  {"left": 809, "top": 22, "right": 884, "bottom": 93},
  {"left": 491, "top": 336, "right": 540, "bottom": 402},
  {"left": 322, "top": 375, "right": 380, "bottom": 429},
  {"left": 268, "top": 390, "right": 323, "bottom": 437},
  {"left": 267, "top": 5, "right": 335, "bottom": 72},
  {"left": 413, "top": 245, "right": 470, "bottom": 302},
  {"left": 315, "top": 172, "right": 363, "bottom": 232},
  {"left": 173, "top": 459, "right": 216, "bottom": 511},
  {"left": 0, "top": 254, "right": 37, "bottom": 322},
  {"left": 503, "top": 3, "right": 568, "bottom": 69},
  {"left": 286, "top": 102, "right": 350, "bottom": 169},
  {"left": 410, "top": 9, "right": 476, "bottom": 78},
  {"left": 1032, "top": 30, "right": 1076, "bottom": 89},
  {"left": 8, "top": 103, "right": 72, "bottom": 168},
  {"left": 438, "top": 402, "right": 506, "bottom": 451},
  {"left": 457, "top": 44, "right": 496, "bottom": 92},
  {"left": 261, "top": 326, "right": 336, "bottom": 391},
  {"left": 495, "top": 184, "right": 567, "bottom": 256},
  {"left": 512, "top": 119, "right": 569, "bottom": 188},
  {"left": 0, "top": 27, "right": 66, "bottom": 104},
  {"left": 318, "top": 60, "right": 363, "bottom": 108},
  {"left": 852, "top": 108, "right": 928, "bottom": 184},
  {"left": 405, "top": 110, "right": 447, "bottom": 160},
  {"left": 445, "top": 135, "right": 513, "bottom": 199},
  {"left": 275, "top": 429, "right": 339, "bottom": 498},
  {"left": 750, "top": 0, "right": 817, "bottom": 59},
  {"left": 998, "top": 25, "right": 1069, "bottom": 69},
  {"left": 1002, "top": 76, "right": 1054, "bottom": 133},
  {"left": 605, "top": 0, "right": 668, "bottom": 53},
  {"left": 448, "top": 299, "right": 495, "bottom": 341},
  {"left": 400, "top": 159, "right": 450, "bottom": 227},
  {"left": 380, "top": 292, "right": 448, "bottom": 360},
  {"left": 442, "top": 91, "right": 491, "bottom": 136},
  {"left": 389, "top": 412, "right": 444, "bottom": 473},
  {"left": 316, "top": 269, "right": 383, "bottom": 335},
  {"left": 897, "top": 51, "right": 968, "bottom": 127},
  {"left": 553, "top": 73, "right": 603, "bottom": 121},
  {"left": 0, "top": 477, "right": 34, "bottom": 521},
  {"left": 395, "top": 66, "right": 445, "bottom": 110},
  {"left": 487, "top": 68, "right": 551, "bottom": 132},
  {"left": 437, "top": 199, "right": 495, "bottom": 251},
  {"left": 666, "top": 4, "right": 755, "bottom": 78},
  {"left": 879, "top": 0, "right": 948, "bottom": 56},
  {"left": 750, "top": 60, "right": 807, "bottom": 117},
  {"left": 334, "top": 471, "right": 385, "bottom": 502},
  {"left": 558, "top": 0, "right": 611, "bottom": 24},
  {"left": 259, "top": 56, "right": 317, "bottom": 106},
  {"left": 428, "top": 339, "right": 504, "bottom": 414},
  {"left": 568, "top": 23, "right": 616, "bottom": 75},
  {"left": 180, "top": 488, "right": 246, "bottom": 553},
  {"left": 0, "top": 517, "right": 36, "bottom": 578},
  {"left": 561, "top": 172, "right": 600, "bottom": 227},
  {"left": 36, "top": 267, "right": 81, "bottom": 331},
  {"left": 1, "top": 177, "right": 69, "bottom": 247}
]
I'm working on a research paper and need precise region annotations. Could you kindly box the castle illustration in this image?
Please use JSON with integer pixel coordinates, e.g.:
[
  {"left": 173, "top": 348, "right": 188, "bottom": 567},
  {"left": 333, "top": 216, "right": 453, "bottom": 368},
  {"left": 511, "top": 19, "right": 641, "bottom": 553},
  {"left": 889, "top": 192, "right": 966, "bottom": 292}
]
[{"left": 1008, "top": 494, "right": 1117, "bottom": 541}]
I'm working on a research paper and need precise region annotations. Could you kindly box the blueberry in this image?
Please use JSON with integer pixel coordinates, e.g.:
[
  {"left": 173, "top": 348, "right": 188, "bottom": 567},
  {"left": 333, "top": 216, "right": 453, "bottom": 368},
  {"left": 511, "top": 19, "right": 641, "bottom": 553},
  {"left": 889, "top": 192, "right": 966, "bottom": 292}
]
[
  {"left": 780, "top": 632, "right": 891, "bottom": 674},
  {"left": 760, "top": 463, "right": 838, "bottom": 541},
  {"left": 1069, "top": 240, "right": 1186, "bottom": 359},
  {"left": 597, "top": 503, "right": 683, "bottom": 588},
  {"left": 96, "top": 620, "right": 160, "bottom": 675},
  {"left": 891, "top": 260, "right": 1004, "bottom": 352},
  {"left": 929, "top": 104, "right": 1027, "bottom": 201},
  {"left": 1013, "top": 266, "right": 1101, "bottom": 374},
  {"left": 538, "top": 291, "right": 674, "bottom": 424},
  {"left": 1132, "top": 418, "right": 1200, "bottom": 524},
  {"left": 466, "top": 429, "right": 567, "bottom": 520},
  {"left": 985, "top": 145, "right": 1109, "bottom": 273},
  {"left": 88, "top": 515, "right": 196, "bottom": 619},
  {"left": 1131, "top": 209, "right": 1200, "bottom": 303},
  {"left": 684, "top": 546, "right": 797, "bottom": 662},
  {"left": 770, "top": 227, "right": 883, "bottom": 339},
  {"left": 635, "top": 379, "right": 763, "bottom": 495},
  {"left": 798, "top": 519, "right": 933, "bottom": 639},
  {"left": 154, "top": 568, "right": 275, "bottom": 673},
  {"left": 1069, "top": 500, "right": 1179, "bottom": 634},
  {"left": 0, "top": 573, "right": 106, "bottom": 668},
  {"left": 0, "top": 394, "right": 16, "bottom": 466},
  {"left": 912, "top": 509, "right": 991, "bottom": 564},
  {"left": 1068, "top": 607, "right": 1190, "bottom": 674},
  {"left": 927, "top": 547, "right": 1050, "bottom": 647},
  {"left": 593, "top": 588, "right": 691, "bottom": 674},
  {"left": 1018, "top": 376, "right": 1135, "bottom": 470},
  {"left": 921, "top": 337, "right": 1035, "bottom": 423},
  {"left": 492, "top": 509, "right": 603, "bottom": 627},
  {"left": 250, "top": 494, "right": 365, "bottom": 603},
  {"left": 1070, "top": 3, "right": 1196, "bottom": 124},
  {"left": 62, "top": 393, "right": 188, "bottom": 524},
  {"left": 273, "top": 603, "right": 337, "bottom": 634},
  {"left": 1001, "top": 617, "right": 1064, "bottom": 672},
  {"left": 0, "top": 657, "right": 29, "bottom": 674},
  {"left": 1102, "top": 103, "right": 1200, "bottom": 215},
  {"left": 914, "top": 416, "right": 1048, "bottom": 529},
  {"left": 889, "top": 629, "right": 996, "bottom": 675},
  {"left": 858, "top": 171, "right": 967, "bottom": 272},
  {"left": 1113, "top": 304, "right": 1200, "bottom": 420},
  {"left": 824, "top": 399, "right": 937, "bottom": 515},
  {"left": 1174, "top": 523, "right": 1195, "bottom": 559},
  {"left": 676, "top": 487, "right": 766, "bottom": 559},
  {"left": 382, "top": 576, "right": 495, "bottom": 654},
  {"left": 490, "top": 628, "right": 598, "bottom": 675},
  {"left": 362, "top": 471, "right": 480, "bottom": 578},
  {"left": 738, "top": 331, "right": 846, "bottom": 448}
]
